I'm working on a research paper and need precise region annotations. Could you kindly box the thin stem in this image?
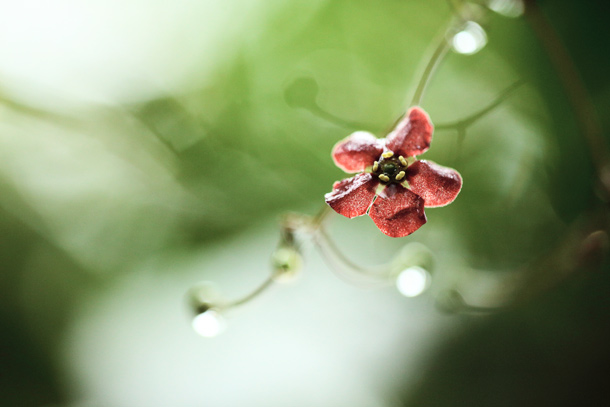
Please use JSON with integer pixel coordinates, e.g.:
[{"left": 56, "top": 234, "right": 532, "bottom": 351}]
[
  {"left": 309, "top": 105, "right": 381, "bottom": 133},
  {"left": 313, "top": 226, "right": 395, "bottom": 288},
  {"left": 436, "top": 289, "right": 506, "bottom": 314},
  {"left": 310, "top": 204, "right": 333, "bottom": 229},
  {"left": 435, "top": 79, "right": 525, "bottom": 131},
  {"left": 284, "top": 207, "right": 395, "bottom": 286},
  {"left": 222, "top": 276, "right": 275, "bottom": 308},
  {"left": 315, "top": 227, "right": 382, "bottom": 275},
  {"left": 192, "top": 15, "right": 465, "bottom": 305},
  {"left": 455, "top": 127, "right": 467, "bottom": 160},
  {"left": 410, "top": 23, "right": 452, "bottom": 107},
  {"left": 460, "top": 305, "right": 504, "bottom": 314},
  {"left": 0, "top": 91, "right": 77, "bottom": 127},
  {"left": 281, "top": 209, "right": 395, "bottom": 287},
  {"left": 303, "top": 19, "right": 459, "bottom": 283}
]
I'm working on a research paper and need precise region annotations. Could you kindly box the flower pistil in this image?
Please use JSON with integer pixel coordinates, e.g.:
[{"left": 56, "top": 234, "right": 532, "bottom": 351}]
[{"left": 371, "top": 154, "right": 410, "bottom": 185}]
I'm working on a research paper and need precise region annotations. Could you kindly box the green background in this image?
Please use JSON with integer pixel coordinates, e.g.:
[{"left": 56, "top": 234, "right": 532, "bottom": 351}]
[{"left": 0, "top": 0, "right": 608, "bottom": 405}]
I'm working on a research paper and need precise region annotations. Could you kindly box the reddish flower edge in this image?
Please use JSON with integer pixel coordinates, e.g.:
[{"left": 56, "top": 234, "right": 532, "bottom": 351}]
[
  {"left": 324, "top": 173, "right": 379, "bottom": 218},
  {"left": 385, "top": 106, "right": 433, "bottom": 158},
  {"left": 331, "top": 131, "right": 384, "bottom": 173},
  {"left": 405, "top": 160, "right": 462, "bottom": 208},
  {"left": 369, "top": 185, "right": 427, "bottom": 238},
  {"left": 325, "top": 106, "right": 461, "bottom": 237}
]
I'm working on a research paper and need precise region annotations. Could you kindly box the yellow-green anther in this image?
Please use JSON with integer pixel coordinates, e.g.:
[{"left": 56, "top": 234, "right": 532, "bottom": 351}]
[
  {"left": 372, "top": 161, "right": 379, "bottom": 172},
  {"left": 399, "top": 156, "right": 408, "bottom": 166},
  {"left": 395, "top": 171, "right": 406, "bottom": 181},
  {"left": 382, "top": 151, "right": 394, "bottom": 158},
  {"left": 379, "top": 174, "right": 390, "bottom": 182}
]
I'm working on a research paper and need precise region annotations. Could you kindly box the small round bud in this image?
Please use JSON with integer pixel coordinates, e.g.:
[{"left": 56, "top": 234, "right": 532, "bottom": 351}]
[
  {"left": 284, "top": 76, "right": 319, "bottom": 109},
  {"left": 435, "top": 290, "right": 467, "bottom": 314},
  {"left": 271, "top": 246, "right": 303, "bottom": 283},
  {"left": 186, "top": 282, "right": 223, "bottom": 314},
  {"left": 194, "top": 302, "right": 212, "bottom": 315},
  {"left": 391, "top": 242, "right": 435, "bottom": 274}
]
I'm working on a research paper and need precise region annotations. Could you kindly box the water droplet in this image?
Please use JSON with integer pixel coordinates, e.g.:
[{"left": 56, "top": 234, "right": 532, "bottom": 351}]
[
  {"left": 487, "top": 0, "right": 524, "bottom": 18},
  {"left": 396, "top": 266, "right": 430, "bottom": 297},
  {"left": 452, "top": 21, "right": 487, "bottom": 55},
  {"left": 192, "top": 310, "right": 225, "bottom": 337}
]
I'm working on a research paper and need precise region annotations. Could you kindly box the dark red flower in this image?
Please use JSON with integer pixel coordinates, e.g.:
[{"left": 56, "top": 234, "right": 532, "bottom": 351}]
[{"left": 325, "top": 107, "right": 462, "bottom": 238}]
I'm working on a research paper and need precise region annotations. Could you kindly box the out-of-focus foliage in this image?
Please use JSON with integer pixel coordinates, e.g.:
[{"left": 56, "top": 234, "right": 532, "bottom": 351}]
[{"left": 0, "top": 0, "right": 608, "bottom": 405}]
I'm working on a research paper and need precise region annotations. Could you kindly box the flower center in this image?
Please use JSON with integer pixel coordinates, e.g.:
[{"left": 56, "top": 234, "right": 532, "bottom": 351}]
[
  {"left": 372, "top": 151, "right": 408, "bottom": 184},
  {"left": 382, "top": 162, "right": 398, "bottom": 176}
]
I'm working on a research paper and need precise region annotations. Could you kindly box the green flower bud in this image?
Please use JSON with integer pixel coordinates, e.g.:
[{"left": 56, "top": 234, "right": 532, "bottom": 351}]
[
  {"left": 391, "top": 242, "right": 434, "bottom": 275},
  {"left": 186, "top": 282, "right": 222, "bottom": 314},
  {"left": 271, "top": 246, "right": 302, "bottom": 283},
  {"left": 435, "top": 289, "right": 466, "bottom": 314}
]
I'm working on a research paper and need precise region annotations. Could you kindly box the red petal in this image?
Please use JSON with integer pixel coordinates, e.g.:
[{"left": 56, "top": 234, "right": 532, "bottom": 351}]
[
  {"left": 332, "top": 131, "right": 384, "bottom": 173},
  {"left": 405, "top": 160, "right": 462, "bottom": 207},
  {"left": 385, "top": 106, "right": 433, "bottom": 157},
  {"left": 368, "top": 185, "right": 427, "bottom": 238},
  {"left": 325, "top": 173, "right": 379, "bottom": 218}
]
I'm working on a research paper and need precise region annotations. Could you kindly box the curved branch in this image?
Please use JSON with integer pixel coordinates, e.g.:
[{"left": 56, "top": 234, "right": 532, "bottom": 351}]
[
  {"left": 435, "top": 79, "right": 525, "bottom": 131},
  {"left": 410, "top": 22, "right": 453, "bottom": 107},
  {"left": 313, "top": 226, "right": 395, "bottom": 288},
  {"left": 222, "top": 276, "right": 276, "bottom": 309}
]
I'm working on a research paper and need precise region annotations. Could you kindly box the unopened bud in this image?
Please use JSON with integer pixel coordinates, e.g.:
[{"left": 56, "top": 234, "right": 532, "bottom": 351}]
[
  {"left": 271, "top": 246, "right": 303, "bottom": 283},
  {"left": 186, "top": 282, "right": 222, "bottom": 314},
  {"left": 435, "top": 289, "right": 467, "bottom": 314},
  {"left": 391, "top": 242, "right": 434, "bottom": 274}
]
